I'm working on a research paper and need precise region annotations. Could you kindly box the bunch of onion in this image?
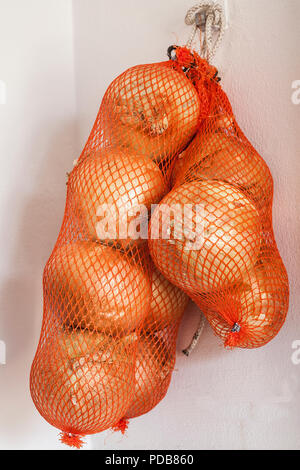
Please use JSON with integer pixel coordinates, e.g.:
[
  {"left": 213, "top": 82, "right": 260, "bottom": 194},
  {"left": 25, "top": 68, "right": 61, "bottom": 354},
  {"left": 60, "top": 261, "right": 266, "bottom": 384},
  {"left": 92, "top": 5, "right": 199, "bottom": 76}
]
[
  {"left": 101, "top": 63, "right": 201, "bottom": 163},
  {"left": 30, "top": 329, "right": 137, "bottom": 435},
  {"left": 31, "top": 52, "right": 206, "bottom": 443}
]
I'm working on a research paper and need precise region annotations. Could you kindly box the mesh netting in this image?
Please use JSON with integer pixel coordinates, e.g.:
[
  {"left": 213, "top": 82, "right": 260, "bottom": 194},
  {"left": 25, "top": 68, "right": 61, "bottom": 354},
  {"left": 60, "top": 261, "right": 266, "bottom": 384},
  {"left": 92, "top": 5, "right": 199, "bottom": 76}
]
[
  {"left": 30, "top": 54, "right": 198, "bottom": 441},
  {"left": 149, "top": 47, "right": 289, "bottom": 350},
  {"left": 30, "top": 45, "right": 289, "bottom": 444}
]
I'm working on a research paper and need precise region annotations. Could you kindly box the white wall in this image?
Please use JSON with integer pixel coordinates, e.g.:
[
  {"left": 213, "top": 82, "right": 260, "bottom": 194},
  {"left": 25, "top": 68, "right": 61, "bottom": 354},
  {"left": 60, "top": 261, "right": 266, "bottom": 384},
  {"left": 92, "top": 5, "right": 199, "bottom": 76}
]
[
  {"left": 0, "top": 0, "right": 78, "bottom": 450},
  {"left": 0, "top": 0, "right": 299, "bottom": 450}
]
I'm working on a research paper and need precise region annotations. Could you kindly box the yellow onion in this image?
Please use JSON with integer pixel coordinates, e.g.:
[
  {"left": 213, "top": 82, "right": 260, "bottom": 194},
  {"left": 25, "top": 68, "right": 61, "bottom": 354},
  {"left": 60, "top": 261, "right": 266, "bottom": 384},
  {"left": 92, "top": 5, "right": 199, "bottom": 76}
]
[
  {"left": 31, "top": 330, "right": 137, "bottom": 434},
  {"left": 149, "top": 180, "right": 261, "bottom": 294},
  {"left": 208, "top": 257, "right": 289, "bottom": 348},
  {"left": 125, "top": 333, "right": 173, "bottom": 419},
  {"left": 102, "top": 63, "right": 201, "bottom": 162},
  {"left": 171, "top": 131, "right": 273, "bottom": 211},
  {"left": 46, "top": 241, "right": 152, "bottom": 335},
  {"left": 171, "top": 130, "right": 228, "bottom": 185},
  {"left": 69, "top": 151, "right": 165, "bottom": 249},
  {"left": 234, "top": 257, "right": 288, "bottom": 345},
  {"left": 143, "top": 267, "right": 189, "bottom": 331}
]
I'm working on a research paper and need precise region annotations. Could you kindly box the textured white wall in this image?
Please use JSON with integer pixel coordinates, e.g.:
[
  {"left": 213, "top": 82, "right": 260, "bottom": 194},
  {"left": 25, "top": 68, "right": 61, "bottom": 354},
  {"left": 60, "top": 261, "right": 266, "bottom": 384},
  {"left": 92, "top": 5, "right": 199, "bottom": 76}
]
[{"left": 0, "top": 0, "right": 299, "bottom": 450}]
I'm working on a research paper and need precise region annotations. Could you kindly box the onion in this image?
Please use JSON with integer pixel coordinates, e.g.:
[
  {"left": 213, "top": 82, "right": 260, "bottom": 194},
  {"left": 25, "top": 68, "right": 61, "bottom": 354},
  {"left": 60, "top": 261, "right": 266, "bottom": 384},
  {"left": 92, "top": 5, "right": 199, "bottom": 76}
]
[
  {"left": 208, "top": 257, "right": 289, "bottom": 348},
  {"left": 171, "top": 130, "right": 273, "bottom": 211},
  {"left": 171, "top": 130, "right": 228, "bottom": 185},
  {"left": 31, "top": 329, "right": 137, "bottom": 434},
  {"left": 46, "top": 241, "right": 152, "bottom": 335},
  {"left": 125, "top": 333, "right": 173, "bottom": 419},
  {"left": 102, "top": 63, "right": 201, "bottom": 162},
  {"left": 69, "top": 151, "right": 165, "bottom": 249},
  {"left": 143, "top": 267, "right": 189, "bottom": 331},
  {"left": 149, "top": 180, "right": 261, "bottom": 294}
]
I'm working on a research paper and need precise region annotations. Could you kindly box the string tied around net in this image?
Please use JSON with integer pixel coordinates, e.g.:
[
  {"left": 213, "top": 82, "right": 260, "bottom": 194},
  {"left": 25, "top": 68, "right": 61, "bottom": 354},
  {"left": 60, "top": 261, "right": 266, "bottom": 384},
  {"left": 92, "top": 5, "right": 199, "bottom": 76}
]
[{"left": 185, "top": 2, "right": 225, "bottom": 63}]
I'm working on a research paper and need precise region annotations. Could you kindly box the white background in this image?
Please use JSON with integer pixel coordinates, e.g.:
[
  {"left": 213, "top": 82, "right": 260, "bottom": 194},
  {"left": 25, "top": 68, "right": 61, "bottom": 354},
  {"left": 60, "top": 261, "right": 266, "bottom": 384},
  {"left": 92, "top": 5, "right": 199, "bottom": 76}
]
[{"left": 0, "top": 0, "right": 299, "bottom": 450}]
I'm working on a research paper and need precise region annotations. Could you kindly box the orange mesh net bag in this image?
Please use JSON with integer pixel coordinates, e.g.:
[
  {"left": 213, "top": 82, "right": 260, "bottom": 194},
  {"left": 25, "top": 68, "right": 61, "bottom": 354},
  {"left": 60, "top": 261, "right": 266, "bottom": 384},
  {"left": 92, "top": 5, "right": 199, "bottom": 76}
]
[
  {"left": 29, "top": 45, "right": 208, "bottom": 446},
  {"left": 149, "top": 43, "right": 289, "bottom": 350}
]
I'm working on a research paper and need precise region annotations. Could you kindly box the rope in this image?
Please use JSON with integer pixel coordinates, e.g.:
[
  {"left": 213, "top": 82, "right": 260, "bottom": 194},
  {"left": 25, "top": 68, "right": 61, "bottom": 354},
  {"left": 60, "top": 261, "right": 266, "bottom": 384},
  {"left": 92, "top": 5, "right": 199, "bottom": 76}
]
[
  {"left": 185, "top": 2, "right": 225, "bottom": 63},
  {"left": 182, "top": 313, "right": 206, "bottom": 356}
]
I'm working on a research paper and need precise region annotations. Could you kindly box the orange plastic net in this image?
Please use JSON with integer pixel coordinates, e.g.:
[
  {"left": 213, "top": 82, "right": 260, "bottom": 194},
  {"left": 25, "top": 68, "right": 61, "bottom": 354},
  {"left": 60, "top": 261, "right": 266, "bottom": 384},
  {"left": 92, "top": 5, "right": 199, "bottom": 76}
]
[
  {"left": 30, "top": 45, "right": 289, "bottom": 445},
  {"left": 149, "top": 46, "right": 289, "bottom": 350},
  {"left": 30, "top": 52, "right": 199, "bottom": 443}
]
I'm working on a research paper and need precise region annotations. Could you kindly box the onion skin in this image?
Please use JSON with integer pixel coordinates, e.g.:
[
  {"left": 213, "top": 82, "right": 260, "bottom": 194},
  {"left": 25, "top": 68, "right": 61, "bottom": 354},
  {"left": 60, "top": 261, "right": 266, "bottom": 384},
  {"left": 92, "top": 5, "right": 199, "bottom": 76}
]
[
  {"left": 149, "top": 180, "right": 261, "bottom": 294},
  {"left": 143, "top": 267, "right": 189, "bottom": 331},
  {"left": 46, "top": 241, "right": 152, "bottom": 335},
  {"left": 69, "top": 151, "right": 166, "bottom": 250},
  {"left": 30, "top": 330, "right": 137, "bottom": 434},
  {"left": 101, "top": 63, "right": 201, "bottom": 162},
  {"left": 172, "top": 130, "right": 273, "bottom": 213},
  {"left": 125, "top": 333, "right": 173, "bottom": 419}
]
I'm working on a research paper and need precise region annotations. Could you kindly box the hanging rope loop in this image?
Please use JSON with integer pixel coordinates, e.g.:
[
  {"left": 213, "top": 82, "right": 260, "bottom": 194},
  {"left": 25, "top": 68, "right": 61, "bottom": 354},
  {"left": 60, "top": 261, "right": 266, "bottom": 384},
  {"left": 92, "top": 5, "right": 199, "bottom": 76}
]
[{"left": 185, "top": 2, "right": 225, "bottom": 63}]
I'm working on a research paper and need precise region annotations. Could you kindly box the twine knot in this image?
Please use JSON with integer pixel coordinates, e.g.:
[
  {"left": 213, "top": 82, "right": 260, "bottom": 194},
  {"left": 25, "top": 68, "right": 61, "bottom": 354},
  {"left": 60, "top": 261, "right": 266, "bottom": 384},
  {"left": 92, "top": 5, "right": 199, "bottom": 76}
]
[
  {"left": 185, "top": 2, "right": 225, "bottom": 63},
  {"left": 185, "top": 1, "right": 222, "bottom": 28}
]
